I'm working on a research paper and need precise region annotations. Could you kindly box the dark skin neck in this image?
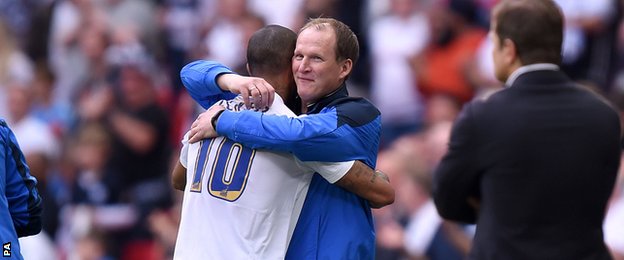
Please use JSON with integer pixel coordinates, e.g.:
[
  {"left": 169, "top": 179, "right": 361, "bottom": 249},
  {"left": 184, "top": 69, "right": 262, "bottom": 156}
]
[{"left": 253, "top": 71, "right": 300, "bottom": 114}]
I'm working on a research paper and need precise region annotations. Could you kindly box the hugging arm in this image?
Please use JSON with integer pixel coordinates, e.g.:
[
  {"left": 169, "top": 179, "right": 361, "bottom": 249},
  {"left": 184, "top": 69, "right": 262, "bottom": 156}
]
[
  {"left": 335, "top": 161, "right": 394, "bottom": 208},
  {"left": 181, "top": 60, "right": 274, "bottom": 110},
  {"left": 213, "top": 105, "right": 381, "bottom": 164}
]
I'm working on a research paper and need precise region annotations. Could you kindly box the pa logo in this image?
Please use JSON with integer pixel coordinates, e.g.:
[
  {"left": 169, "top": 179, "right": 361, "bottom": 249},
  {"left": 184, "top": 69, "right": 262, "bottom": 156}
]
[{"left": 2, "top": 242, "right": 10, "bottom": 257}]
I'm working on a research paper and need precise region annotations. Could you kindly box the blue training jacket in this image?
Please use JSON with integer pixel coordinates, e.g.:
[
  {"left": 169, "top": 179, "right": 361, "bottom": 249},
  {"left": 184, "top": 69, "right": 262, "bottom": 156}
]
[
  {"left": 181, "top": 60, "right": 382, "bottom": 259},
  {"left": 0, "top": 119, "right": 43, "bottom": 260}
]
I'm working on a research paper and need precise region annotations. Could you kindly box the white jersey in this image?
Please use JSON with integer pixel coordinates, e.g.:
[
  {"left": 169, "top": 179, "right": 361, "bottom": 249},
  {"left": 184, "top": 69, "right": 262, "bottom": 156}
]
[{"left": 173, "top": 95, "right": 353, "bottom": 260}]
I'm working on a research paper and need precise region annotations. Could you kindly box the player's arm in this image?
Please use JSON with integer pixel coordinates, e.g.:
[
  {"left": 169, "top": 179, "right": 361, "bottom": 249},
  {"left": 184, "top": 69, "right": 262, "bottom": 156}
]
[
  {"left": 1, "top": 121, "right": 43, "bottom": 237},
  {"left": 181, "top": 60, "right": 274, "bottom": 110},
  {"left": 302, "top": 160, "right": 394, "bottom": 208},
  {"left": 189, "top": 103, "right": 380, "bottom": 163},
  {"left": 336, "top": 161, "right": 394, "bottom": 208},
  {"left": 172, "top": 132, "right": 192, "bottom": 191},
  {"left": 181, "top": 60, "right": 237, "bottom": 109},
  {"left": 171, "top": 160, "right": 186, "bottom": 191}
]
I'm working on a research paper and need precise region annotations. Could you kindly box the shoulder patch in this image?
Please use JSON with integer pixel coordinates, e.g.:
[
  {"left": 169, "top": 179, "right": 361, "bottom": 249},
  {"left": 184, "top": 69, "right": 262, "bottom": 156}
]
[{"left": 329, "top": 97, "right": 381, "bottom": 127}]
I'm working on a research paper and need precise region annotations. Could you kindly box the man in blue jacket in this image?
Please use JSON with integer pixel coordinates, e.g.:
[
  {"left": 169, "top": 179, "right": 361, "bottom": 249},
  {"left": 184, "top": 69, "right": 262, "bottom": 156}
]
[
  {"left": 184, "top": 18, "right": 382, "bottom": 259},
  {"left": 0, "top": 119, "right": 43, "bottom": 259}
]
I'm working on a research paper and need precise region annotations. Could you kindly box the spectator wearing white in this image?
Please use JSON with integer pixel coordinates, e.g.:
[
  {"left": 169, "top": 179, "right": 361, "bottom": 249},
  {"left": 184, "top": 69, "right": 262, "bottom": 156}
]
[{"left": 369, "top": 0, "right": 430, "bottom": 146}]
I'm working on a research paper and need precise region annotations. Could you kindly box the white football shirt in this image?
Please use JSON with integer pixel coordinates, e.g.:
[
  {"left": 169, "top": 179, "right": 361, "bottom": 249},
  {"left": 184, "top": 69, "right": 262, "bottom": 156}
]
[{"left": 173, "top": 95, "right": 353, "bottom": 259}]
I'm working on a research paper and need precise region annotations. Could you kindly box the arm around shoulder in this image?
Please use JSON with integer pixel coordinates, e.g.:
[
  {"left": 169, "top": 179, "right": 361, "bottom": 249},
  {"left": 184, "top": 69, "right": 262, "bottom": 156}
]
[
  {"left": 180, "top": 60, "right": 237, "bottom": 109},
  {"left": 305, "top": 159, "right": 394, "bottom": 208},
  {"left": 335, "top": 161, "right": 395, "bottom": 208},
  {"left": 216, "top": 106, "right": 378, "bottom": 162}
]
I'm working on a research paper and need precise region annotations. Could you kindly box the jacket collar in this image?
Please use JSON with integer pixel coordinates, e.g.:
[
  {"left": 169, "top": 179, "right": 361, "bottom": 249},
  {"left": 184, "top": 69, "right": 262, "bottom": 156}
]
[
  {"left": 306, "top": 83, "right": 349, "bottom": 114},
  {"left": 508, "top": 69, "right": 571, "bottom": 88},
  {"left": 506, "top": 63, "right": 560, "bottom": 87}
]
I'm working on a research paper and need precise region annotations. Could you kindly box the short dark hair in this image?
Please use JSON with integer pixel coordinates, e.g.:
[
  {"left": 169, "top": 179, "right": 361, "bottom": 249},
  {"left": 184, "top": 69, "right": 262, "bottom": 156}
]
[
  {"left": 300, "top": 18, "right": 359, "bottom": 66},
  {"left": 493, "top": 0, "right": 563, "bottom": 65},
  {"left": 246, "top": 25, "right": 297, "bottom": 76}
]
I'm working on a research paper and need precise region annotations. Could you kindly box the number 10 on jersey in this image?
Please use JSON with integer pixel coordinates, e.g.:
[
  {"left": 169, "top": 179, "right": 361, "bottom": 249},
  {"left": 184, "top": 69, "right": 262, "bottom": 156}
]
[{"left": 190, "top": 138, "right": 256, "bottom": 201}]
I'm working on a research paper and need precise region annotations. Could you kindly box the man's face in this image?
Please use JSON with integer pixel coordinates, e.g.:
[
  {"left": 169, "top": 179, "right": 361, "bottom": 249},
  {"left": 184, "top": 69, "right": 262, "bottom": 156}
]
[{"left": 292, "top": 26, "right": 349, "bottom": 105}]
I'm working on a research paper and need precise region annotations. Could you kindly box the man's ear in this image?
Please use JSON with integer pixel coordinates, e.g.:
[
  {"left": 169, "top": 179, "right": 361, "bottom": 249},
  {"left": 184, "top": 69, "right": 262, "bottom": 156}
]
[
  {"left": 502, "top": 38, "right": 518, "bottom": 66},
  {"left": 338, "top": 59, "right": 353, "bottom": 80},
  {"left": 246, "top": 63, "right": 252, "bottom": 76}
]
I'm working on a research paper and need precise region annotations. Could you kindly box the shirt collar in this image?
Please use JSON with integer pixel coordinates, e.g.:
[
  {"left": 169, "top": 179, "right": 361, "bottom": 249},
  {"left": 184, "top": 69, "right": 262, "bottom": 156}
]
[
  {"left": 505, "top": 63, "right": 560, "bottom": 86},
  {"left": 306, "top": 83, "right": 349, "bottom": 114}
]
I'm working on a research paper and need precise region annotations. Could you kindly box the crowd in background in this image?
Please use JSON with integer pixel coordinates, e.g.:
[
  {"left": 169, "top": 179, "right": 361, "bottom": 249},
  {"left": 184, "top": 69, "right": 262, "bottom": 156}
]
[{"left": 0, "top": 0, "right": 623, "bottom": 259}]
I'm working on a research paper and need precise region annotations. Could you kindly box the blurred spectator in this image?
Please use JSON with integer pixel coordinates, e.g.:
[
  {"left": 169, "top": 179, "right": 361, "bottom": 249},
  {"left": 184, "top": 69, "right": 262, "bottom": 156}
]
[
  {"left": 248, "top": 0, "right": 303, "bottom": 29},
  {"left": 31, "top": 64, "right": 74, "bottom": 138},
  {"left": 78, "top": 25, "right": 112, "bottom": 88},
  {"left": 200, "top": 0, "right": 262, "bottom": 74},
  {"left": 374, "top": 150, "right": 423, "bottom": 259},
  {"left": 147, "top": 195, "right": 181, "bottom": 259},
  {"left": 0, "top": 19, "right": 34, "bottom": 119},
  {"left": 69, "top": 122, "right": 119, "bottom": 205},
  {"left": 106, "top": 0, "right": 160, "bottom": 60},
  {"left": 158, "top": 0, "right": 203, "bottom": 94},
  {"left": 0, "top": 0, "right": 33, "bottom": 46},
  {"left": 417, "top": 0, "right": 486, "bottom": 104},
  {"left": 105, "top": 64, "right": 172, "bottom": 207},
  {"left": 555, "top": 0, "right": 622, "bottom": 92},
  {"left": 70, "top": 229, "right": 112, "bottom": 260},
  {"left": 423, "top": 93, "right": 461, "bottom": 126},
  {"left": 25, "top": 0, "right": 55, "bottom": 65},
  {"left": 374, "top": 122, "right": 472, "bottom": 260},
  {"left": 369, "top": 0, "right": 429, "bottom": 147},
  {"left": 0, "top": 18, "right": 34, "bottom": 86},
  {"left": 293, "top": 0, "right": 339, "bottom": 29},
  {"left": 6, "top": 82, "right": 59, "bottom": 166},
  {"left": 48, "top": 0, "right": 91, "bottom": 106},
  {"left": 57, "top": 205, "right": 136, "bottom": 259}
]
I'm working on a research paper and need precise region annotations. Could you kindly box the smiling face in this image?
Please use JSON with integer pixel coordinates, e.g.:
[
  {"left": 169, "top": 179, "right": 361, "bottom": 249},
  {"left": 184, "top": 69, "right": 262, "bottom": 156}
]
[{"left": 292, "top": 25, "right": 352, "bottom": 105}]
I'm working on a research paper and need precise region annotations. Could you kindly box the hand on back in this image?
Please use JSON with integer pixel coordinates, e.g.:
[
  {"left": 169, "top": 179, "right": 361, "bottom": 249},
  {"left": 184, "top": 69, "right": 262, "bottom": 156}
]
[{"left": 188, "top": 105, "right": 225, "bottom": 143}]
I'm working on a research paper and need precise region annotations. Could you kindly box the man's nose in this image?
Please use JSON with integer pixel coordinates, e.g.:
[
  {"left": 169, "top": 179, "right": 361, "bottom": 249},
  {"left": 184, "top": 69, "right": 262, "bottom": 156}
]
[{"left": 297, "top": 58, "right": 311, "bottom": 72}]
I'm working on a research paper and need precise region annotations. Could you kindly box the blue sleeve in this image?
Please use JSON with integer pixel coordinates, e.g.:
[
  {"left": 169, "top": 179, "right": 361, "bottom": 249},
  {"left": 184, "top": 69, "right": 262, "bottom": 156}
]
[
  {"left": 216, "top": 104, "right": 381, "bottom": 166},
  {"left": 180, "top": 60, "right": 238, "bottom": 109},
  {"left": 1, "top": 121, "right": 42, "bottom": 237}
]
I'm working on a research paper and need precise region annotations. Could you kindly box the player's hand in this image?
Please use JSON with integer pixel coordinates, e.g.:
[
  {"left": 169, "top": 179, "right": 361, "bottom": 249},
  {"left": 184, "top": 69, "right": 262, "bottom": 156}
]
[
  {"left": 218, "top": 74, "right": 275, "bottom": 111},
  {"left": 188, "top": 105, "right": 225, "bottom": 143}
]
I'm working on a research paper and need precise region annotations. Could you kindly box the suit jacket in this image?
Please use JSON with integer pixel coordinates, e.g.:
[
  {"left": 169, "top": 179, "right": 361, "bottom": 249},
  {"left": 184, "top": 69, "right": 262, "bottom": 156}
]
[{"left": 433, "top": 69, "right": 621, "bottom": 260}]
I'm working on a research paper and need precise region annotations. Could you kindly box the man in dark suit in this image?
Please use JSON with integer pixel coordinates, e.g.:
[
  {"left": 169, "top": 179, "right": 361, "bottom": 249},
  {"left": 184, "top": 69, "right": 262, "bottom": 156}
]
[{"left": 432, "top": 0, "right": 622, "bottom": 259}]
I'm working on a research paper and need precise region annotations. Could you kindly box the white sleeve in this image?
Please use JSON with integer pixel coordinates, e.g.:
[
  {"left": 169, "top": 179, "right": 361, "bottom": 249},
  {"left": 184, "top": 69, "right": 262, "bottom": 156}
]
[
  {"left": 179, "top": 131, "right": 190, "bottom": 168},
  {"left": 296, "top": 159, "right": 354, "bottom": 184}
]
